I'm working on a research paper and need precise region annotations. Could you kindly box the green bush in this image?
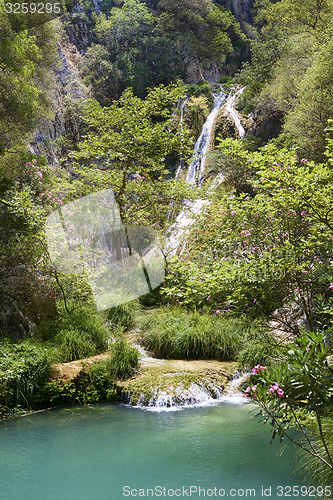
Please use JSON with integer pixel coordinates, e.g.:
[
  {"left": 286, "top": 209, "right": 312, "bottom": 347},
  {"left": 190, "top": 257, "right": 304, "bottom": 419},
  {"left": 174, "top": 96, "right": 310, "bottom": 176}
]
[
  {"left": 41, "top": 305, "right": 110, "bottom": 360},
  {"left": 54, "top": 328, "right": 96, "bottom": 362},
  {"left": 0, "top": 342, "right": 50, "bottom": 410},
  {"left": 107, "top": 339, "right": 139, "bottom": 380},
  {"left": 237, "top": 327, "right": 286, "bottom": 367},
  {"left": 140, "top": 307, "right": 256, "bottom": 361},
  {"left": 186, "top": 81, "right": 214, "bottom": 105},
  {"left": 107, "top": 299, "right": 141, "bottom": 330},
  {"left": 37, "top": 363, "right": 117, "bottom": 407}
]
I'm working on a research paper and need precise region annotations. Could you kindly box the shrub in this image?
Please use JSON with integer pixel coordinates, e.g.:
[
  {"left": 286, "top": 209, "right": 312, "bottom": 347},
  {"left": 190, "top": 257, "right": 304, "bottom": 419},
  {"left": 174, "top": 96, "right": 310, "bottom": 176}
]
[
  {"left": 0, "top": 342, "right": 50, "bottom": 410},
  {"left": 37, "top": 363, "right": 117, "bottom": 408},
  {"left": 107, "top": 339, "right": 139, "bottom": 380},
  {"left": 54, "top": 328, "right": 96, "bottom": 362},
  {"left": 107, "top": 299, "right": 141, "bottom": 330},
  {"left": 237, "top": 327, "right": 286, "bottom": 367},
  {"left": 42, "top": 305, "right": 110, "bottom": 360}
]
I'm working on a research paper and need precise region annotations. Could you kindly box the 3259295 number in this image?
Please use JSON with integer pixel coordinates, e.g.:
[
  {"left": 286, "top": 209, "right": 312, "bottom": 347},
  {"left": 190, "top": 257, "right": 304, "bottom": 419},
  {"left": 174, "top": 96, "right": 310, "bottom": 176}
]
[
  {"left": 5, "top": 2, "right": 61, "bottom": 14},
  {"left": 276, "top": 485, "right": 332, "bottom": 497}
]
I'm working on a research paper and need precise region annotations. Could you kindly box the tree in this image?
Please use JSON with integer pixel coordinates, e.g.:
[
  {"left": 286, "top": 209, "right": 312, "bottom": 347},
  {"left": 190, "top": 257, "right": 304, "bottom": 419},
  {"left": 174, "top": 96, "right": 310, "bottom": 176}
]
[
  {"left": 84, "top": 0, "right": 184, "bottom": 99},
  {"left": 283, "top": 39, "right": 333, "bottom": 160},
  {"left": 71, "top": 83, "right": 194, "bottom": 230},
  {"left": 0, "top": 4, "right": 55, "bottom": 156}
]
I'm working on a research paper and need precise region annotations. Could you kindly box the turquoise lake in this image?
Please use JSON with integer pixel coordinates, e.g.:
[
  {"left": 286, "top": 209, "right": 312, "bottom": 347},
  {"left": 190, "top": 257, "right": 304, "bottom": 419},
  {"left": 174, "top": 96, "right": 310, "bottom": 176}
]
[{"left": 0, "top": 402, "right": 310, "bottom": 500}]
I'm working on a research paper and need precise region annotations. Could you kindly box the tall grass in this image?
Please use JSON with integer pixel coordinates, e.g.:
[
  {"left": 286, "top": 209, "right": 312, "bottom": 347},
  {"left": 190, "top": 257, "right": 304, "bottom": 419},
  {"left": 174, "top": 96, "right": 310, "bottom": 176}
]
[
  {"left": 106, "top": 339, "right": 139, "bottom": 380},
  {"left": 40, "top": 304, "right": 110, "bottom": 361},
  {"left": 54, "top": 328, "right": 96, "bottom": 362},
  {"left": 140, "top": 307, "right": 256, "bottom": 361},
  {"left": 107, "top": 299, "right": 141, "bottom": 330},
  {"left": 0, "top": 341, "right": 50, "bottom": 410}
]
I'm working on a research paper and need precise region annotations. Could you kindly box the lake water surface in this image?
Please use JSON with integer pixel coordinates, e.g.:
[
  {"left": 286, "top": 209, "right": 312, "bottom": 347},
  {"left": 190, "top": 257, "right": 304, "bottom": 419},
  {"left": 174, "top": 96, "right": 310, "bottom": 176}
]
[{"left": 0, "top": 402, "right": 309, "bottom": 500}]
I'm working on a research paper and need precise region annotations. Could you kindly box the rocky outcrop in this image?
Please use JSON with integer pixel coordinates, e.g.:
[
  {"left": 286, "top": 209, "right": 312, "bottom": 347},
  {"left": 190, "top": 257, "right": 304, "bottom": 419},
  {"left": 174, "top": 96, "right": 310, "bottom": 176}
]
[
  {"left": 249, "top": 108, "right": 284, "bottom": 142},
  {"left": 29, "top": 41, "right": 88, "bottom": 163}
]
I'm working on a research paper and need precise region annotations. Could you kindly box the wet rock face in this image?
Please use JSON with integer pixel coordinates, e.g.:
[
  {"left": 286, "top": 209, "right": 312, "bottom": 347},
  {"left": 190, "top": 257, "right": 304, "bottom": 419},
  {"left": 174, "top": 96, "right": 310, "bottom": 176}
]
[
  {"left": 0, "top": 267, "right": 57, "bottom": 341},
  {"left": 250, "top": 108, "right": 284, "bottom": 142}
]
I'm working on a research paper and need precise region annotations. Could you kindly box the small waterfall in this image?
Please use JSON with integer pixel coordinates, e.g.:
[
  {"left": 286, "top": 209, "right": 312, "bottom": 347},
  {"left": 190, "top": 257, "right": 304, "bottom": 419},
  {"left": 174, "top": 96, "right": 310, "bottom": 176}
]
[
  {"left": 122, "top": 344, "right": 249, "bottom": 411},
  {"left": 129, "top": 380, "right": 226, "bottom": 412},
  {"left": 220, "top": 370, "right": 250, "bottom": 405},
  {"left": 126, "top": 372, "right": 249, "bottom": 412}
]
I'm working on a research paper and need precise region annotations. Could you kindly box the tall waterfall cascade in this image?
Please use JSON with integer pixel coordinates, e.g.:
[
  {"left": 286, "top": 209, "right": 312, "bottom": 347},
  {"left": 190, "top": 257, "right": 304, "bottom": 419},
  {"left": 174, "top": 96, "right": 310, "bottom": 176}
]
[
  {"left": 186, "top": 90, "right": 226, "bottom": 187},
  {"left": 174, "top": 98, "right": 188, "bottom": 182},
  {"left": 225, "top": 86, "right": 246, "bottom": 138},
  {"left": 165, "top": 86, "right": 246, "bottom": 257}
]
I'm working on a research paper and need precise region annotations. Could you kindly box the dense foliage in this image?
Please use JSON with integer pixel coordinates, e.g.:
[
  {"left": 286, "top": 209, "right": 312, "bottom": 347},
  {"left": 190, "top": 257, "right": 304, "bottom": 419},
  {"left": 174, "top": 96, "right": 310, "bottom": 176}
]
[
  {"left": 239, "top": 0, "right": 333, "bottom": 159},
  {"left": 140, "top": 307, "right": 275, "bottom": 363},
  {"left": 0, "top": 0, "right": 333, "bottom": 487},
  {"left": 79, "top": 0, "right": 246, "bottom": 102},
  {"left": 165, "top": 139, "right": 333, "bottom": 335}
]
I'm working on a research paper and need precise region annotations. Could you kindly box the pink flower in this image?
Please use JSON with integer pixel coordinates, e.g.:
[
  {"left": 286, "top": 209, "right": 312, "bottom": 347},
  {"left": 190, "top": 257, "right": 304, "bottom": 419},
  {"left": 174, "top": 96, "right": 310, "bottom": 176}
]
[
  {"left": 306, "top": 347, "right": 310, "bottom": 352},
  {"left": 267, "top": 382, "right": 284, "bottom": 397},
  {"left": 329, "top": 283, "right": 333, "bottom": 290},
  {"left": 253, "top": 298, "right": 257, "bottom": 303},
  {"left": 36, "top": 171, "right": 43, "bottom": 178},
  {"left": 207, "top": 295, "right": 211, "bottom": 300},
  {"left": 216, "top": 310, "right": 221, "bottom": 315},
  {"left": 251, "top": 364, "right": 265, "bottom": 374},
  {"left": 301, "top": 158, "right": 308, "bottom": 163}
]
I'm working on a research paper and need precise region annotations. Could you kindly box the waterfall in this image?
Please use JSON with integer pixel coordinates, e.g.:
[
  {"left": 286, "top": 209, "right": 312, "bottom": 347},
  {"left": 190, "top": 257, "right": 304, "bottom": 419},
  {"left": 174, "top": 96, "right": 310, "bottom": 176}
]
[
  {"left": 225, "top": 87, "right": 246, "bottom": 138},
  {"left": 126, "top": 372, "right": 249, "bottom": 412},
  {"left": 164, "top": 86, "right": 246, "bottom": 257},
  {"left": 122, "top": 345, "right": 249, "bottom": 412},
  {"left": 186, "top": 90, "right": 226, "bottom": 187},
  {"left": 175, "top": 98, "right": 188, "bottom": 182}
]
